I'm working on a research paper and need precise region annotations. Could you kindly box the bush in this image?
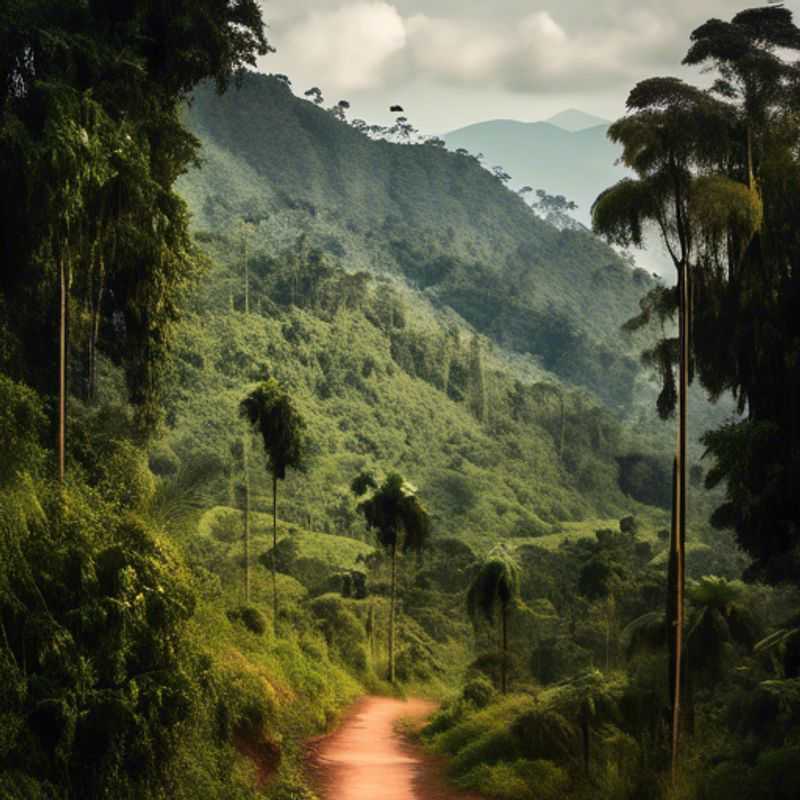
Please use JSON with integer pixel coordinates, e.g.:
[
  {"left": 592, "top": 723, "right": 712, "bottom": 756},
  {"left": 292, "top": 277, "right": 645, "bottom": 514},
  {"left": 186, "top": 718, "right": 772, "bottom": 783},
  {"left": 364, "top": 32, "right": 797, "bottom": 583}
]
[
  {"left": 0, "top": 375, "right": 45, "bottom": 485},
  {"left": 149, "top": 443, "right": 180, "bottom": 476},
  {"left": 701, "top": 761, "right": 754, "bottom": 800},
  {"left": 619, "top": 515, "right": 638, "bottom": 535},
  {"left": 97, "top": 439, "right": 156, "bottom": 509},
  {"left": 462, "top": 676, "right": 496, "bottom": 709},
  {"left": 310, "top": 595, "right": 368, "bottom": 672},
  {"left": 226, "top": 606, "right": 267, "bottom": 635},
  {"left": 0, "top": 481, "right": 206, "bottom": 798}
]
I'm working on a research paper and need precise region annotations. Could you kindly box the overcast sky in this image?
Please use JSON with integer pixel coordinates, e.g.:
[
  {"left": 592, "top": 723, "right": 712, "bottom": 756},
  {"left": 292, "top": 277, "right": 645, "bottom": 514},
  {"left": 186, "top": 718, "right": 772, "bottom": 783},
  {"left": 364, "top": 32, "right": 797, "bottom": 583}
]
[{"left": 256, "top": 1, "right": 800, "bottom": 133}]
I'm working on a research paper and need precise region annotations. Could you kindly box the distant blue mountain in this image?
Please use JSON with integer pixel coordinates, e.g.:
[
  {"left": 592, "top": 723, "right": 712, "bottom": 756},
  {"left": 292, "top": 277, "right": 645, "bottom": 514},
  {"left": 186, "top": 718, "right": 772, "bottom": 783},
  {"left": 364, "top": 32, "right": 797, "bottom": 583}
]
[
  {"left": 443, "top": 117, "right": 626, "bottom": 228},
  {"left": 546, "top": 108, "right": 610, "bottom": 132}
]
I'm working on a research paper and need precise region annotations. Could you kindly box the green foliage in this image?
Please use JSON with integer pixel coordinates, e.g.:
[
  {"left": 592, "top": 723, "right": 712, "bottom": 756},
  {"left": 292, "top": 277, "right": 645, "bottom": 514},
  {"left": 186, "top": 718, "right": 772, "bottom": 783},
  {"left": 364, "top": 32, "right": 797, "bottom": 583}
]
[
  {"left": 352, "top": 472, "right": 431, "bottom": 554},
  {"left": 462, "top": 676, "right": 497, "bottom": 709},
  {"left": 227, "top": 606, "right": 267, "bottom": 636},
  {"left": 467, "top": 548, "right": 521, "bottom": 626},
  {"left": 0, "top": 478, "right": 204, "bottom": 798},
  {"left": 0, "top": 0, "right": 270, "bottom": 432},
  {"left": 0, "top": 375, "right": 46, "bottom": 485},
  {"left": 181, "top": 73, "right": 658, "bottom": 412},
  {"left": 240, "top": 379, "right": 306, "bottom": 481}
]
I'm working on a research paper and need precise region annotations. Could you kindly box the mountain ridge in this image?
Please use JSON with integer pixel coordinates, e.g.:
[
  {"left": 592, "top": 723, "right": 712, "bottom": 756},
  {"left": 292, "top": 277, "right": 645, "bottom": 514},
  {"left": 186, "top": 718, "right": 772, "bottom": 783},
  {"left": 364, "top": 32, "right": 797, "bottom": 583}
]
[{"left": 180, "top": 73, "right": 654, "bottom": 413}]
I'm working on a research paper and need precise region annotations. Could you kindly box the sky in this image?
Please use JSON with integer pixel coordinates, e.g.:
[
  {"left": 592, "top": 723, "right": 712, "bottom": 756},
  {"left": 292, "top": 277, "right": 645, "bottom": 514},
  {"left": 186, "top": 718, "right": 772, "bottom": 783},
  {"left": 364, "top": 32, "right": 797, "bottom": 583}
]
[{"left": 256, "top": 1, "right": 800, "bottom": 134}]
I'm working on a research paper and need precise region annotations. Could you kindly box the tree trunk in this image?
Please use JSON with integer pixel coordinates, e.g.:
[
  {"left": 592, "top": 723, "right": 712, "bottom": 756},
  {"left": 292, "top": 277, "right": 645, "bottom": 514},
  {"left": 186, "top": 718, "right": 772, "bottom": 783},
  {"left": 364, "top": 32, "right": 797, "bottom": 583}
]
[
  {"left": 243, "top": 233, "right": 249, "bottom": 314},
  {"left": 88, "top": 254, "right": 105, "bottom": 402},
  {"left": 389, "top": 540, "right": 397, "bottom": 683},
  {"left": 501, "top": 603, "right": 509, "bottom": 694},
  {"left": 669, "top": 261, "right": 689, "bottom": 783},
  {"left": 272, "top": 474, "right": 278, "bottom": 634},
  {"left": 581, "top": 700, "right": 591, "bottom": 775},
  {"left": 243, "top": 437, "right": 250, "bottom": 604},
  {"left": 58, "top": 251, "right": 67, "bottom": 484}
]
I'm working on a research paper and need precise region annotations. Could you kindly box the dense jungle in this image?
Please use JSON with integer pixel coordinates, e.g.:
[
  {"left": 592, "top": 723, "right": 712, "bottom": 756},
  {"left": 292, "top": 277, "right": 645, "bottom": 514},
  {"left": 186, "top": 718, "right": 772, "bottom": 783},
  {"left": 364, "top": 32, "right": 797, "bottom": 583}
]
[{"left": 1, "top": 2, "right": 799, "bottom": 799}]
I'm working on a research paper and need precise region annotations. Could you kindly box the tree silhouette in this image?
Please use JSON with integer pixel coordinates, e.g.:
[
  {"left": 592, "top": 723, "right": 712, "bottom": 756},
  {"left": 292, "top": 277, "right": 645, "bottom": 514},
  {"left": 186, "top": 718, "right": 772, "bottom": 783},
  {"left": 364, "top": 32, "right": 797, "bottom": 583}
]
[
  {"left": 305, "top": 86, "right": 324, "bottom": 105},
  {"left": 467, "top": 547, "right": 520, "bottom": 693},
  {"left": 351, "top": 471, "right": 431, "bottom": 683},
  {"left": 240, "top": 379, "right": 307, "bottom": 632},
  {"left": 330, "top": 99, "right": 350, "bottom": 121}
]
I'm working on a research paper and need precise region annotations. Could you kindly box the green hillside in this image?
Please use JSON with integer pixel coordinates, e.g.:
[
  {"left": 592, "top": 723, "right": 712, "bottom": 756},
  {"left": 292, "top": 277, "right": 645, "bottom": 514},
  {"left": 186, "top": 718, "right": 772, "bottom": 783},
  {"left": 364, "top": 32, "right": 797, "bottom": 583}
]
[{"left": 179, "top": 74, "right": 657, "bottom": 413}]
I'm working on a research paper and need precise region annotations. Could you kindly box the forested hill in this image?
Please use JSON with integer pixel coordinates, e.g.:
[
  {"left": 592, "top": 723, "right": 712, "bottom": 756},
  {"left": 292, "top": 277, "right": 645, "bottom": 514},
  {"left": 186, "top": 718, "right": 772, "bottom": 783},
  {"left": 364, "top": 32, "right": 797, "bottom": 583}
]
[{"left": 180, "top": 73, "right": 656, "bottom": 413}]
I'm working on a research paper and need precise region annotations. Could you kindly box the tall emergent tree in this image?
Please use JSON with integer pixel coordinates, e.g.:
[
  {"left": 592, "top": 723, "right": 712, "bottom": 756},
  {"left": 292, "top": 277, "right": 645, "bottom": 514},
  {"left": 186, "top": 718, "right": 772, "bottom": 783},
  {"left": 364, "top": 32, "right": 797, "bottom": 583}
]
[
  {"left": 593, "top": 4, "right": 799, "bottom": 779},
  {"left": 467, "top": 547, "right": 520, "bottom": 694},
  {"left": 0, "top": 0, "right": 271, "bottom": 471},
  {"left": 240, "top": 379, "right": 306, "bottom": 630},
  {"left": 351, "top": 471, "right": 431, "bottom": 683},
  {"left": 591, "top": 76, "right": 746, "bottom": 779}
]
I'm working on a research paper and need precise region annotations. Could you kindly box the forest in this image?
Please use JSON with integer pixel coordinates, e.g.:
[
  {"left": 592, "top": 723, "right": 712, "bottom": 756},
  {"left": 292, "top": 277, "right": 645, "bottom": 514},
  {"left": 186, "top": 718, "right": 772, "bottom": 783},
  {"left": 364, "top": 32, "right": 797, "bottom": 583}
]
[{"left": 0, "top": 2, "right": 799, "bottom": 799}]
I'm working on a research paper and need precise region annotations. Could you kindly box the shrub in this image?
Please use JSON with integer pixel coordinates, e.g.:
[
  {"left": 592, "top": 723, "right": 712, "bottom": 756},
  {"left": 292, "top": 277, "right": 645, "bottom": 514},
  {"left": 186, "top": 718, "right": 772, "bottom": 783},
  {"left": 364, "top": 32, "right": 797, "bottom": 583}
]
[
  {"left": 0, "top": 375, "right": 45, "bottom": 485},
  {"left": 619, "top": 515, "right": 638, "bottom": 535},
  {"left": 462, "top": 676, "right": 497, "bottom": 709},
  {"left": 701, "top": 761, "right": 754, "bottom": 800},
  {"left": 226, "top": 606, "right": 267, "bottom": 635},
  {"left": 310, "top": 595, "right": 368, "bottom": 673},
  {"left": 149, "top": 443, "right": 180, "bottom": 476}
]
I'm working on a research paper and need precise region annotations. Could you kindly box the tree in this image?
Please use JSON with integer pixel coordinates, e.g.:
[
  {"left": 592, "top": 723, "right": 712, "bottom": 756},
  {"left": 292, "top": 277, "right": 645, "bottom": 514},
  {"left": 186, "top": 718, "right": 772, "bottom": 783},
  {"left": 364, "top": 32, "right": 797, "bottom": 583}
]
[
  {"left": 240, "top": 379, "right": 307, "bottom": 631},
  {"left": 330, "top": 99, "right": 350, "bottom": 121},
  {"left": 238, "top": 219, "right": 255, "bottom": 313},
  {"left": 679, "top": 7, "right": 800, "bottom": 586},
  {"left": 685, "top": 576, "right": 758, "bottom": 729},
  {"left": 305, "top": 86, "right": 324, "bottom": 105},
  {"left": 530, "top": 382, "right": 566, "bottom": 461},
  {"left": 492, "top": 166, "right": 512, "bottom": 184},
  {"left": 467, "top": 547, "right": 520, "bottom": 694},
  {"left": 592, "top": 76, "right": 739, "bottom": 780},
  {"left": 351, "top": 471, "right": 431, "bottom": 683},
  {"left": 230, "top": 437, "right": 252, "bottom": 602},
  {"left": 0, "top": 0, "right": 271, "bottom": 448},
  {"left": 533, "top": 189, "right": 581, "bottom": 230},
  {"left": 468, "top": 334, "right": 487, "bottom": 424},
  {"left": 555, "top": 669, "right": 624, "bottom": 774}
]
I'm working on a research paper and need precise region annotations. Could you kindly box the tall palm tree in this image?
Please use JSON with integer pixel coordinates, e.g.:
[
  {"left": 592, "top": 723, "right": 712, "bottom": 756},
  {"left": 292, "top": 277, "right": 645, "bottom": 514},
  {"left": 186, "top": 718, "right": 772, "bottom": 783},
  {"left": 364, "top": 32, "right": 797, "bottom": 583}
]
[
  {"left": 467, "top": 547, "right": 520, "bottom": 694},
  {"left": 240, "top": 379, "right": 306, "bottom": 632},
  {"left": 351, "top": 471, "right": 431, "bottom": 683}
]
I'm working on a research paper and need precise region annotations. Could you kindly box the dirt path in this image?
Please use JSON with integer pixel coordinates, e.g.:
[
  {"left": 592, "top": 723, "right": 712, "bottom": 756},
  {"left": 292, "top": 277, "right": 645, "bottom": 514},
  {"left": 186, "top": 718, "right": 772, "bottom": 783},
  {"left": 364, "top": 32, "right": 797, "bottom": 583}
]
[{"left": 309, "top": 696, "right": 481, "bottom": 800}]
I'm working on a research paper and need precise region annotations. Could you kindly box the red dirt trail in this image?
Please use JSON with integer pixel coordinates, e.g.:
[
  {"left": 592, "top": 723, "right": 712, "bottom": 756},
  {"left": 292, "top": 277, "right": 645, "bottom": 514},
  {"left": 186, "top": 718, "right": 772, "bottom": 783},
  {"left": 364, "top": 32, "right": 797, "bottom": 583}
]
[{"left": 309, "top": 696, "right": 482, "bottom": 800}]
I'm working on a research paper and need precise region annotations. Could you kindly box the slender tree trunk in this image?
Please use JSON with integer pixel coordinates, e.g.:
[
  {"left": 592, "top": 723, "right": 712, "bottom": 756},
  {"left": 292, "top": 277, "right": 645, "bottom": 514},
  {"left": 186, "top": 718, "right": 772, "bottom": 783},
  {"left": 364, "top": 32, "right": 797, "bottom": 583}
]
[
  {"left": 501, "top": 604, "right": 508, "bottom": 694},
  {"left": 243, "top": 234, "right": 249, "bottom": 314},
  {"left": 389, "top": 540, "right": 397, "bottom": 683},
  {"left": 243, "top": 437, "right": 250, "bottom": 604},
  {"left": 581, "top": 700, "right": 591, "bottom": 775},
  {"left": 88, "top": 259, "right": 105, "bottom": 402},
  {"left": 58, "top": 251, "right": 67, "bottom": 484},
  {"left": 669, "top": 261, "right": 689, "bottom": 783},
  {"left": 272, "top": 474, "right": 278, "bottom": 634},
  {"left": 367, "top": 602, "right": 376, "bottom": 659}
]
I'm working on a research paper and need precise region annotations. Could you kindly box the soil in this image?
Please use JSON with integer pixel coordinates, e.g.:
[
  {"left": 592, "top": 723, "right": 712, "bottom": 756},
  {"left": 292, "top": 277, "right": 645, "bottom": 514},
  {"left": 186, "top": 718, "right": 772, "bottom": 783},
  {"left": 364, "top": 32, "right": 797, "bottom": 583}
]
[{"left": 308, "top": 696, "right": 483, "bottom": 800}]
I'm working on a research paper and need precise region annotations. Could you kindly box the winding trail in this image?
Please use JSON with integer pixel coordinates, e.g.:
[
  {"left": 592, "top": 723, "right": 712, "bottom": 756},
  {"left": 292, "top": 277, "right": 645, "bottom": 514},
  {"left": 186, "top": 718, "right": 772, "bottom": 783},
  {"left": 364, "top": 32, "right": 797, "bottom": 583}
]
[{"left": 309, "top": 696, "right": 482, "bottom": 800}]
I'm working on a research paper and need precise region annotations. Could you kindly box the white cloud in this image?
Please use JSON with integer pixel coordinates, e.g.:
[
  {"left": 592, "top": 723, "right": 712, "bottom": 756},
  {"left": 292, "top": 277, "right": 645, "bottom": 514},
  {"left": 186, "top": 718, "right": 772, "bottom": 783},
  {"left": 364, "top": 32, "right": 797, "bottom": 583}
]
[
  {"left": 263, "top": 0, "right": 790, "bottom": 99},
  {"left": 282, "top": 2, "right": 407, "bottom": 91},
  {"left": 402, "top": 9, "right": 683, "bottom": 93}
]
